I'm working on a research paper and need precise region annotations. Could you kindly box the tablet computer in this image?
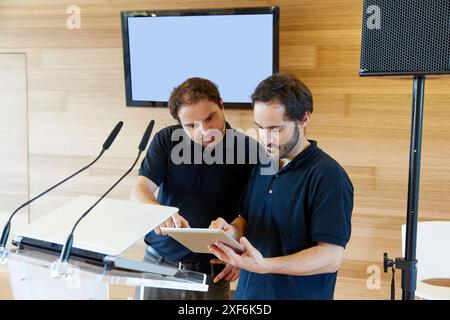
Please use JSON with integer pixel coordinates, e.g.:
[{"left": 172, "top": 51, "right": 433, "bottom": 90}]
[{"left": 161, "top": 228, "right": 245, "bottom": 254}]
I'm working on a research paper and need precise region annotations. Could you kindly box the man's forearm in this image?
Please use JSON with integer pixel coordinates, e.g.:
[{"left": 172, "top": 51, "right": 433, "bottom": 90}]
[
  {"left": 263, "top": 243, "right": 344, "bottom": 276},
  {"left": 131, "top": 183, "right": 160, "bottom": 205}
]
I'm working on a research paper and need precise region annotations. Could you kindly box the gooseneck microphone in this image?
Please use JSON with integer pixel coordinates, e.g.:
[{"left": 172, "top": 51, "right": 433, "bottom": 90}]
[
  {"left": 0, "top": 121, "right": 124, "bottom": 249},
  {"left": 59, "top": 120, "right": 155, "bottom": 263}
]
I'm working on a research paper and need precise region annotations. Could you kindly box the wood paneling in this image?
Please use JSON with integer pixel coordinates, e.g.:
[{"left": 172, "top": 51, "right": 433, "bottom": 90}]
[
  {"left": 1, "top": 0, "right": 449, "bottom": 300},
  {"left": 0, "top": 53, "right": 29, "bottom": 228},
  {"left": 0, "top": 53, "right": 28, "bottom": 300}
]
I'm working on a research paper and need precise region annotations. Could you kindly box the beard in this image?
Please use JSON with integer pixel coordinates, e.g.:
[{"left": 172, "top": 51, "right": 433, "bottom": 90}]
[
  {"left": 279, "top": 124, "right": 300, "bottom": 158},
  {"left": 266, "top": 124, "right": 300, "bottom": 160}
]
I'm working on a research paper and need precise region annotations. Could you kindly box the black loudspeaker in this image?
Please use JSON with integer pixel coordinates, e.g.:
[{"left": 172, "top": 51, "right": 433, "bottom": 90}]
[
  {"left": 359, "top": 0, "right": 450, "bottom": 302},
  {"left": 360, "top": 0, "right": 450, "bottom": 76}
]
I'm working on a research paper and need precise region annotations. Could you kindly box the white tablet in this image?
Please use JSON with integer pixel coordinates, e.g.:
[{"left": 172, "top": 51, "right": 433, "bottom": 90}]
[{"left": 161, "top": 228, "right": 245, "bottom": 254}]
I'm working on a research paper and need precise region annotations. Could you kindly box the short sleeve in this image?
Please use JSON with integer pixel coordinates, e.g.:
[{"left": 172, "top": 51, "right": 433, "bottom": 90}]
[
  {"left": 138, "top": 129, "right": 169, "bottom": 186},
  {"left": 310, "top": 167, "right": 354, "bottom": 248}
]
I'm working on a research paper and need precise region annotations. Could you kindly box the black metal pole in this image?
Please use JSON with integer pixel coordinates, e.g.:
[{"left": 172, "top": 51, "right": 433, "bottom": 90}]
[{"left": 402, "top": 75, "right": 425, "bottom": 300}]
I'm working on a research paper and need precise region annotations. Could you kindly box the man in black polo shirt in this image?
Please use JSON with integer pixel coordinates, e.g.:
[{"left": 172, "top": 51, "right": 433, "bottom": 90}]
[
  {"left": 209, "top": 74, "right": 354, "bottom": 300},
  {"left": 131, "top": 77, "right": 257, "bottom": 299}
]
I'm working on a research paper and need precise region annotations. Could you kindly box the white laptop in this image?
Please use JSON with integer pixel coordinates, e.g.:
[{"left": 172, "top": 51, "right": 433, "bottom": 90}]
[{"left": 13, "top": 195, "right": 178, "bottom": 257}]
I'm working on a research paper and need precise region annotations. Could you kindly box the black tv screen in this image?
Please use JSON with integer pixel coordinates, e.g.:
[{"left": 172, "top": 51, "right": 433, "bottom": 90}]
[{"left": 121, "top": 7, "right": 279, "bottom": 108}]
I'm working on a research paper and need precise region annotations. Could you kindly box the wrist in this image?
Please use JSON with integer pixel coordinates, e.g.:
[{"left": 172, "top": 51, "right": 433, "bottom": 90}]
[{"left": 261, "top": 257, "right": 276, "bottom": 274}]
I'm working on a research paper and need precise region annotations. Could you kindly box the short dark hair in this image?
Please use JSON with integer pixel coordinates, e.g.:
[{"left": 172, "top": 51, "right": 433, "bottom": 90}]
[
  {"left": 168, "top": 77, "right": 222, "bottom": 121},
  {"left": 251, "top": 74, "right": 313, "bottom": 121}
]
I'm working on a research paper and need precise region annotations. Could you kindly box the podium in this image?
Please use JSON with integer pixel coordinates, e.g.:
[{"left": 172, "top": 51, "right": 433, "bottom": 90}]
[
  {"left": 0, "top": 247, "right": 207, "bottom": 300},
  {"left": 0, "top": 196, "right": 209, "bottom": 300}
]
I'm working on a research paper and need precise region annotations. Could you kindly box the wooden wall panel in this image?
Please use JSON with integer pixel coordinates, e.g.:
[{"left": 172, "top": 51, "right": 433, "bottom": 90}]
[
  {"left": 0, "top": 53, "right": 28, "bottom": 300},
  {"left": 0, "top": 53, "right": 29, "bottom": 228}
]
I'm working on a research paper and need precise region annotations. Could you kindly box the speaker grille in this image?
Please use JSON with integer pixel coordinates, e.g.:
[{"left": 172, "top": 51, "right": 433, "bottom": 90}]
[{"left": 360, "top": 0, "right": 450, "bottom": 75}]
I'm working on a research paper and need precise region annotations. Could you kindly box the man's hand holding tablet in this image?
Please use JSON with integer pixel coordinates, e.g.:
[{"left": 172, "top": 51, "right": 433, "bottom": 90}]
[
  {"left": 160, "top": 227, "right": 245, "bottom": 254},
  {"left": 208, "top": 216, "right": 271, "bottom": 276},
  {"left": 155, "top": 212, "right": 190, "bottom": 235},
  {"left": 207, "top": 217, "right": 245, "bottom": 283},
  {"left": 161, "top": 217, "right": 244, "bottom": 283}
]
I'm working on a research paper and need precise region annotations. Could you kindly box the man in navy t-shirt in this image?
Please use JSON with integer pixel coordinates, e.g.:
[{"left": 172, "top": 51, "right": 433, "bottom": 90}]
[
  {"left": 209, "top": 74, "right": 354, "bottom": 300},
  {"left": 131, "top": 78, "right": 258, "bottom": 299}
]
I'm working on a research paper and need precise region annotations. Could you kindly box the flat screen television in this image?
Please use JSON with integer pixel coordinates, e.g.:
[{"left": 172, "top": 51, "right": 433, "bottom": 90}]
[{"left": 121, "top": 7, "right": 279, "bottom": 108}]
